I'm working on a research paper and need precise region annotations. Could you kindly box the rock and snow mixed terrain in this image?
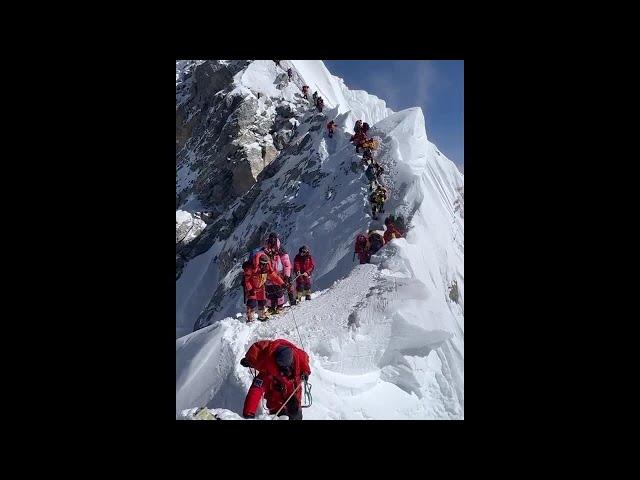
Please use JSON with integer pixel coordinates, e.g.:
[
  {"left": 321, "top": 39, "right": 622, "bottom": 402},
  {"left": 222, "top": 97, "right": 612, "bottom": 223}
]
[{"left": 176, "top": 60, "right": 464, "bottom": 419}]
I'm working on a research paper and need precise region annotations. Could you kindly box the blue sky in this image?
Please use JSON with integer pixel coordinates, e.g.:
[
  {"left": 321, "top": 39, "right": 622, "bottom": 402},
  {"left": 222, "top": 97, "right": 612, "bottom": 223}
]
[{"left": 324, "top": 60, "right": 464, "bottom": 171}]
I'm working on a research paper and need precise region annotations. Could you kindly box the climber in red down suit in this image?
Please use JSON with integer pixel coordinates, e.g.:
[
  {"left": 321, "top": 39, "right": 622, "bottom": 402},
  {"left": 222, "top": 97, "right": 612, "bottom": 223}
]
[
  {"left": 240, "top": 339, "right": 311, "bottom": 420},
  {"left": 294, "top": 245, "right": 315, "bottom": 301}
]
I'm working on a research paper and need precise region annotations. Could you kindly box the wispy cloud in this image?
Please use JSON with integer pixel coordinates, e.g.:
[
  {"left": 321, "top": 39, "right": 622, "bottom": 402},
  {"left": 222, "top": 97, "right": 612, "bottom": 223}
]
[
  {"left": 368, "top": 71, "right": 404, "bottom": 110},
  {"left": 325, "top": 60, "right": 463, "bottom": 170},
  {"left": 412, "top": 61, "right": 437, "bottom": 110},
  {"left": 367, "top": 61, "right": 437, "bottom": 113}
]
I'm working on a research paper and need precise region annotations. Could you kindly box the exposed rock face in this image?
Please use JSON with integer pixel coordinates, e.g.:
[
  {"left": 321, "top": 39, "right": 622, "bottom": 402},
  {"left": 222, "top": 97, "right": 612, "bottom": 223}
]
[
  {"left": 175, "top": 60, "right": 324, "bottom": 282},
  {"left": 176, "top": 60, "right": 413, "bottom": 336},
  {"left": 176, "top": 211, "right": 207, "bottom": 245},
  {"left": 176, "top": 60, "right": 298, "bottom": 217}
]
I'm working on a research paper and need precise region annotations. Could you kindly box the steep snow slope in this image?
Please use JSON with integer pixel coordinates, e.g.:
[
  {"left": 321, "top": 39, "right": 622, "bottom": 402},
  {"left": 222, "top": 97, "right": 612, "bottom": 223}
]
[
  {"left": 177, "top": 236, "right": 463, "bottom": 419},
  {"left": 290, "top": 60, "right": 392, "bottom": 127},
  {"left": 176, "top": 107, "right": 464, "bottom": 418},
  {"left": 176, "top": 61, "right": 394, "bottom": 337},
  {"left": 176, "top": 60, "right": 463, "bottom": 419},
  {"left": 233, "top": 60, "right": 300, "bottom": 101}
]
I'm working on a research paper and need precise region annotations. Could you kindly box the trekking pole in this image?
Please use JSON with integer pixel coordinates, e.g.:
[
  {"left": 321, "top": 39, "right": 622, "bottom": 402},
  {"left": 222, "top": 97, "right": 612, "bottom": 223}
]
[
  {"left": 272, "top": 381, "right": 304, "bottom": 419},
  {"left": 352, "top": 251, "right": 356, "bottom": 262}
]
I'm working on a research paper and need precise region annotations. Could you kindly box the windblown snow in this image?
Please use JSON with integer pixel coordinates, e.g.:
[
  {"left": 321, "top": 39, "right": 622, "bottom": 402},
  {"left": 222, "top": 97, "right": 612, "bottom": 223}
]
[{"left": 176, "top": 60, "right": 463, "bottom": 419}]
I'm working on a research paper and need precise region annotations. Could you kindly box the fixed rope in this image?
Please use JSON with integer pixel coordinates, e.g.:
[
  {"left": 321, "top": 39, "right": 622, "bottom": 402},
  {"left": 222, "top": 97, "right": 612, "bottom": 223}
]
[{"left": 272, "top": 381, "right": 304, "bottom": 419}]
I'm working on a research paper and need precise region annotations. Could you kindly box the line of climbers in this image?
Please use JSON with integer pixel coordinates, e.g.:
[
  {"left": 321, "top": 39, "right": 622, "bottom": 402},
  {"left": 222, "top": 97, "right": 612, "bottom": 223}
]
[
  {"left": 231, "top": 62, "right": 407, "bottom": 420},
  {"left": 300, "top": 84, "right": 323, "bottom": 112},
  {"left": 241, "top": 232, "right": 315, "bottom": 323},
  {"left": 354, "top": 215, "right": 406, "bottom": 264},
  {"left": 350, "top": 119, "right": 406, "bottom": 262},
  {"left": 270, "top": 61, "right": 323, "bottom": 113},
  {"left": 349, "top": 119, "right": 389, "bottom": 218},
  {"left": 267, "top": 60, "right": 337, "bottom": 118},
  {"left": 327, "top": 118, "right": 385, "bottom": 215}
]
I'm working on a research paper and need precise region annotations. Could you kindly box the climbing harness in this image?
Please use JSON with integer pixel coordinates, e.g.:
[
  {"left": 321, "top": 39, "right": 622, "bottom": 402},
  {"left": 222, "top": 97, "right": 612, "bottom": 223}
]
[{"left": 302, "top": 379, "right": 312, "bottom": 408}]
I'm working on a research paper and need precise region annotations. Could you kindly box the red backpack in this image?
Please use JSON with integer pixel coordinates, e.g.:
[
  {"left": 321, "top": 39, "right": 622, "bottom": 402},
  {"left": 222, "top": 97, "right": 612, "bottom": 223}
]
[{"left": 355, "top": 234, "right": 368, "bottom": 253}]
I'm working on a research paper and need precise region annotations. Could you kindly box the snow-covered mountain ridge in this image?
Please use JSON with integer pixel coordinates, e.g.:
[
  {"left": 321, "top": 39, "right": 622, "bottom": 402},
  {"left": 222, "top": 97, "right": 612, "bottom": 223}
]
[{"left": 176, "top": 60, "right": 463, "bottom": 419}]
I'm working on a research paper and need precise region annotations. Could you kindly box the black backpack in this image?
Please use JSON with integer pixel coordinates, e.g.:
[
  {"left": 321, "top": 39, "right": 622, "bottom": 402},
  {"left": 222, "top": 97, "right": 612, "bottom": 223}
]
[
  {"left": 369, "top": 233, "right": 383, "bottom": 251},
  {"left": 365, "top": 164, "right": 376, "bottom": 181}
]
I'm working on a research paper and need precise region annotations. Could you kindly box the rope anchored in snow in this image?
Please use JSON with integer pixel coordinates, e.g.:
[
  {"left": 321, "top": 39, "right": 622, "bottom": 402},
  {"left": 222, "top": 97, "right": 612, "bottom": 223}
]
[
  {"left": 287, "top": 302, "right": 312, "bottom": 409},
  {"left": 290, "top": 305, "right": 306, "bottom": 351}
]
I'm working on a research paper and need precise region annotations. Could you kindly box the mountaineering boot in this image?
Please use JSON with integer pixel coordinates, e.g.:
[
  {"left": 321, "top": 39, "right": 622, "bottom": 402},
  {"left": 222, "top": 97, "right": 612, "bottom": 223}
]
[
  {"left": 304, "top": 290, "right": 311, "bottom": 301},
  {"left": 246, "top": 307, "right": 254, "bottom": 323},
  {"left": 257, "top": 307, "right": 270, "bottom": 322},
  {"left": 296, "top": 291, "right": 303, "bottom": 303},
  {"left": 288, "top": 291, "right": 297, "bottom": 306}
]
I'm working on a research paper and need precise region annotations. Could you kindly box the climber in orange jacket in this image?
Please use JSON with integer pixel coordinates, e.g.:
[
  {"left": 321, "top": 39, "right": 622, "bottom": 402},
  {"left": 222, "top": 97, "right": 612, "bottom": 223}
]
[
  {"left": 384, "top": 223, "right": 402, "bottom": 243},
  {"left": 383, "top": 219, "right": 404, "bottom": 243},
  {"left": 243, "top": 251, "right": 285, "bottom": 322},
  {"left": 350, "top": 131, "right": 368, "bottom": 153}
]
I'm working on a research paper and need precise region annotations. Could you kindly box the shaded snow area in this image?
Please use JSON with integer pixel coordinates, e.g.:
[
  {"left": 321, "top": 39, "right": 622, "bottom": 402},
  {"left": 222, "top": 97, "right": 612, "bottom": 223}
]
[{"left": 176, "top": 60, "right": 463, "bottom": 419}]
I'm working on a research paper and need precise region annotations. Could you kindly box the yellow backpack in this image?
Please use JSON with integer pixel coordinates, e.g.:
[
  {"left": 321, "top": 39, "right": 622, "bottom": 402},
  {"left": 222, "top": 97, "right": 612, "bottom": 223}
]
[{"left": 362, "top": 139, "right": 379, "bottom": 150}]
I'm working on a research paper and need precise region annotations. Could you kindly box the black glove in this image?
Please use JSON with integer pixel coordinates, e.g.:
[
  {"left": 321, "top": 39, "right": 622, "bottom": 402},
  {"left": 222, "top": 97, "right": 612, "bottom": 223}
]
[
  {"left": 284, "top": 275, "right": 291, "bottom": 285},
  {"left": 301, "top": 373, "right": 309, "bottom": 381},
  {"left": 287, "top": 396, "right": 300, "bottom": 412},
  {"left": 240, "top": 358, "right": 250, "bottom": 368}
]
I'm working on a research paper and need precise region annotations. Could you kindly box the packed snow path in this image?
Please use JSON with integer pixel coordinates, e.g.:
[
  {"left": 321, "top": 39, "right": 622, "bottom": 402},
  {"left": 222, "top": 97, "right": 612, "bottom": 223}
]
[{"left": 177, "top": 239, "right": 463, "bottom": 420}]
